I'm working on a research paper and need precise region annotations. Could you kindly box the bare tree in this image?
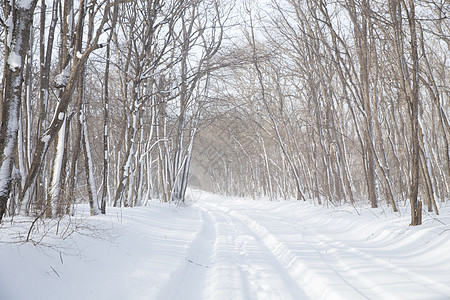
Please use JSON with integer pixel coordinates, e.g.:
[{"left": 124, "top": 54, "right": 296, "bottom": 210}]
[{"left": 0, "top": 0, "right": 38, "bottom": 221}]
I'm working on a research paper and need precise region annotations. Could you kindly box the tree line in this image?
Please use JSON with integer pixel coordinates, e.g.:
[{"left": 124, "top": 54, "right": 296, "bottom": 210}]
[
  {"left": 192, "top": 0, "right": 449, "bottom": 226},
  {"left": 0, "top": 0, "right": 448, "bottom": 226},
  {"left": 0, "top": 0, "right": 230, "bottom": 221}
]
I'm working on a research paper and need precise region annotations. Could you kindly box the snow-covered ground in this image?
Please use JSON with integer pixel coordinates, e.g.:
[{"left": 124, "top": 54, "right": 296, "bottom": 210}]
[{"left": 1, "top": 190, "right": 449, "bottom": 300}]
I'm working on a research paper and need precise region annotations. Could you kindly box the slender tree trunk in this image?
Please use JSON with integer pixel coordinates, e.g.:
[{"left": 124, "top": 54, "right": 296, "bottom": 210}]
[
  {"left": 82, "top": 108, "right": 100, "bottom": 215},
  {"left": 100, "top": 4, "right": 117, "bottom": 213},
  {"left": 46, "top": 116, "right": 67, "bottom": 218},
  {"left": 101, "top": 40, "right": 111, "bottom": 213},
  {"left": 407, "top": 0, "right": 422, "bottom": 226},
  {"left": 0, "top": 1, "right": 38, "bottom": 221}
]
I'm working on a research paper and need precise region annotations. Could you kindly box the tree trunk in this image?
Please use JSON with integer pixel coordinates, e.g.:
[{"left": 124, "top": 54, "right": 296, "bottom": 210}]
[
  {"left": 0, "top": 1, "right": 38, "bottom": 221},
  {"left": 82, "top": 109, "right": 100, "bottom": 215},
  {"left": 407, "top": 0, "right": 422, "bottom": 226}
]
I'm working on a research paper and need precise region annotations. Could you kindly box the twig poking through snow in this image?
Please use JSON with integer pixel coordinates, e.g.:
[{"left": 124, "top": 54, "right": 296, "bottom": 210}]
[
  {"left": 186, "top": 258, "right": 209, "bottom": 268},
  {"left": 50, "top": 266, "right": 60, "bottom": 278}
]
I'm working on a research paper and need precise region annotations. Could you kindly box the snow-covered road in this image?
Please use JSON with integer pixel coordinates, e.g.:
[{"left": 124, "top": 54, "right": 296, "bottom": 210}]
[
  {"left": 1, "top": 191, "right": 450, "bottom": 300},
  {"left": 175, "top": 196, "right": 450, "bottom": 300}
]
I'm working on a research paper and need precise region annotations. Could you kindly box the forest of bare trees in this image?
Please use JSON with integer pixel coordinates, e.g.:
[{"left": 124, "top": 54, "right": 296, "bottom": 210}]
[{"left": 0, "top": 0, "right": 448, "bottom": 226}]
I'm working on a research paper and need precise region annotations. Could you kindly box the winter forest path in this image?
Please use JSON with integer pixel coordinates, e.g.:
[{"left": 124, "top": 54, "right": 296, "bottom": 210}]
[{"left": 160, "top": 193, "right": 450, "bottom": 300}]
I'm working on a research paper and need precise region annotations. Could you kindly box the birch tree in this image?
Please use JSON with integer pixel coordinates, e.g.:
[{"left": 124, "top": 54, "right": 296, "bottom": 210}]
[{"left": 0, "top": 0, "right": 38, "bottom": 221}]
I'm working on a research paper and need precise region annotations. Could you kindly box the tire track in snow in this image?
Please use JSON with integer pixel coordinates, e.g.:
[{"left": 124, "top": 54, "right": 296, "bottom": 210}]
[
  {"left": 202, "top": 208, "right": 252, "bottom": 300},
  {"left": 200, "top": 204, "right": 308, "bottom": 300},
  {"left": 155, "top": 208, "right": 214, "bottom": 300},
  {"left": 175, "top": 209, "right": 217, "bottom": 300},
  {"left": 233, "top": 210, "right": 402, "bottom": 298},
  {"left": 239, "top": 207, "right": 450, "bottom": 298},
  {"left": 202, "top": 201, "right": 376, "bottom": 299},
  {"left": 212, "top": 201, "right": 450, "bottom": 299}
]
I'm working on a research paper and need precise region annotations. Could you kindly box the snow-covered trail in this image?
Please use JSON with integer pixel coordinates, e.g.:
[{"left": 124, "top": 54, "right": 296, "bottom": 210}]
[
  {"left": 1, "top": 191, "right": 450, "bottom": 300},
  {"left": 187, "top": 196, "right": 450, "bottom": 299},
  {"left": 196, "top": 203, "right": 307, "bottom": 300}
]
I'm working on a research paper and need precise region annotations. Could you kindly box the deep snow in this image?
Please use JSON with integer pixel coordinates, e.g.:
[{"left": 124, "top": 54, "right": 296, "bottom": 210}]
[{"left": 1, "top": 190, "right": 449, "bottom": 300}]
